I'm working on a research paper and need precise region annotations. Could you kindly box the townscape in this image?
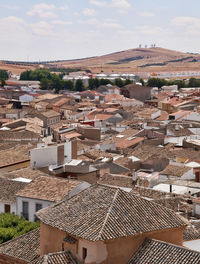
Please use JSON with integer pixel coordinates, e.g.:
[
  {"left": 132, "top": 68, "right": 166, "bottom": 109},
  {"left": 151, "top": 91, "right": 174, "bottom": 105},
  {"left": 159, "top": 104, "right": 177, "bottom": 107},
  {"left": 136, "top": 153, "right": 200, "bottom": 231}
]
[{"left": 0, "top": 63, "right": 199, "bottom": 263}]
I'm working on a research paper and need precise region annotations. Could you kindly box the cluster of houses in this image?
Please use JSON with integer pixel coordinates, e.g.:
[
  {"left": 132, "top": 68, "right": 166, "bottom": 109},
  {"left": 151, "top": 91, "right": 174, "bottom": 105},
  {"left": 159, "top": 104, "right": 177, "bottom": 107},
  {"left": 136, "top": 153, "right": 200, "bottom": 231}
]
[{"left": 0, "top": 78, "right": 200, "bottom": 263}]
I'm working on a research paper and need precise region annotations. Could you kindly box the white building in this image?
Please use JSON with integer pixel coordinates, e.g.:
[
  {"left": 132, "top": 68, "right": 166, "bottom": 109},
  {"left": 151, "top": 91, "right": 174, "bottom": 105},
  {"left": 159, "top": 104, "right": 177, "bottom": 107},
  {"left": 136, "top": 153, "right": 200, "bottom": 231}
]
[
  {"left": 16, "top": 176, "right": 89, "bottom": 222},
  {"left": 30, "top": 141, "right": 76, "bottom": 169}
]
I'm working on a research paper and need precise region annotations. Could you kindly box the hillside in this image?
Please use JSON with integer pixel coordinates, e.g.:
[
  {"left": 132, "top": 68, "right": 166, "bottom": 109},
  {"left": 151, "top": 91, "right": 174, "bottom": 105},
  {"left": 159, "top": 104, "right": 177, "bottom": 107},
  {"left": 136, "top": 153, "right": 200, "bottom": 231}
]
[
  {"left": 1, "top": 47, "right": 200, "bottom": 75},
  {"left": 48, "top": 47, "right": 200, "bottom": 73}
]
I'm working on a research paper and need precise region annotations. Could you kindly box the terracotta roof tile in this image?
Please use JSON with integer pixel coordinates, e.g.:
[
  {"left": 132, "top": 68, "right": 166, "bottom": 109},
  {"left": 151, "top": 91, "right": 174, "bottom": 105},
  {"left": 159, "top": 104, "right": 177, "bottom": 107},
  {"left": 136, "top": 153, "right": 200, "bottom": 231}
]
[
  {"left": 32, "top": 250, "right": 78, "bottom": 264},
  {"left": 128, "top": 238, "right": 200, "bottom": 264},
  {"left": 17, "top": 176, "right": 82, "bottom": 202},
  {"left": 37, "top": 184, "right": 185, "bottom": 241},
  {"left": 0, "top": 228, "right": 40, "bottom": 262}
]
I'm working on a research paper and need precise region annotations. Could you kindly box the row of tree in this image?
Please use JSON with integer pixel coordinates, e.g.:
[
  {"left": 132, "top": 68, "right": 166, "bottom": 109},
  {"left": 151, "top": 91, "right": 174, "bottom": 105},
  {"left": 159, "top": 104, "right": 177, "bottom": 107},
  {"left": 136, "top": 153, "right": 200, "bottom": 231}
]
[
  {"left": 20, "top": 69, "right": 133, "bottom": 93},
  {"left": 142, "top": 77, "right": 200, "bottom": 89}
]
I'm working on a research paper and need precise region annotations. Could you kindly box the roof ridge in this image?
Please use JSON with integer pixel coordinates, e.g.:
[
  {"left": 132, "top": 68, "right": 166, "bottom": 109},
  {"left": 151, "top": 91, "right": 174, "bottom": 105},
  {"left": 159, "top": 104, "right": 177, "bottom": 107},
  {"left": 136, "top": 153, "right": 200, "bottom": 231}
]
[{"left": 97, "top": 188, "right": 119, "bottom": 240}]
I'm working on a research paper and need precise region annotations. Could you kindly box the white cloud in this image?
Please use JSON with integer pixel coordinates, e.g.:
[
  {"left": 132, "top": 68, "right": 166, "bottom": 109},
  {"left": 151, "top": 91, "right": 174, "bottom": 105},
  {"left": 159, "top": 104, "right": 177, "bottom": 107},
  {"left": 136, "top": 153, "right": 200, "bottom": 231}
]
[
  {"left": 52, "top": 20, "right": 72, "bottom": 25},
  {"left": 59, "top": 5, "right": 68, "bottom": 11},
  {"left": 140, "top": 12, "right": 155, "bottom": 17},
  {"left": 79, "top": 17, "right": 122, "bottom": 29},
  {"left": 31, "top": 21, "right": 54, "bottom": 36},
  {"left": 171, "top": 17, "right": 200, "bottom": 36},
  {"left": 3, "top": 5, "right": 19, "bottom": 10},
  {"left": 82, "top": 8, "right": 97, "bottom": 17},
  {"left": 1, "top": 16, "right": 24, "bottom": 24},
  {"left": 111, "top": 0, "right": 131, "bottom": 9},
  {"left": 27, "top": 3, "right": 57, "bottom": 18},
  {"left": 90, "top": 0, "right": 107, "bottom": 7},
  {"left": 137, "top": 25, "right": 162, "bottom": 35},
  {"left": 172, "top": 16, "right": 200, "bottom": 27}
]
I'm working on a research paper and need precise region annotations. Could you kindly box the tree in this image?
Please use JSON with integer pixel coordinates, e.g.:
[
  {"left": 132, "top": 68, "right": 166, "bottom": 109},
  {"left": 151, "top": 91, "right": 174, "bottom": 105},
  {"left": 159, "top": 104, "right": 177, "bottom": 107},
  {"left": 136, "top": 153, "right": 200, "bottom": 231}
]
[
  {"left": 0, "top": 79, "right": 5, "bottom": 87},
  {"left": 139, "top": 78, "right": 145, "bottom": 86},
  {"left": 99, "top": 79, "right": 113, "bottom": 86},
  {"left": 0, "top": 213, "right": 39, "bottom": 244},
  {"left": 0, "top": 70, "right": 8, "bottom": 80},
  {"left": 75, "top": 79, "right": 84, "bottom": 92},
  {"left": 147, "top": 78, "right": 168, "bottom": 88},
  {"left": 115, "top": 78, "right": 124, "bottom": 88},
  {"left": 62, "top": 80, "right": 74, "bottom": 90},
  {"left": 88, "top": 78, "right": 95, "bottom": 90}
]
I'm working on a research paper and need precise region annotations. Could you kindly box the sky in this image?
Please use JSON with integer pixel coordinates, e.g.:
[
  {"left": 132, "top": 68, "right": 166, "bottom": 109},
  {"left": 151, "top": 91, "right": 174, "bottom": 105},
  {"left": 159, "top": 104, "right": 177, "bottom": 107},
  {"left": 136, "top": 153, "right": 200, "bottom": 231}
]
[{"left": 1, "top": 0, "right": 200, "bottom": 61}]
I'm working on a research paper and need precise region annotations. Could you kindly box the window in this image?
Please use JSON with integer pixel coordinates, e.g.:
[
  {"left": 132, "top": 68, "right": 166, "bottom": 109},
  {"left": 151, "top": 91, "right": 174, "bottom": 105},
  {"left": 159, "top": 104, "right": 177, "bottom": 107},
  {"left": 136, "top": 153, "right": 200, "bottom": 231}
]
[
  {"left": 35, "top": 203, "right": 42, "bottom": 212},
  {"left": 22, "top": 201, "right": 29, "bottom": 220},
  {"left": 4, "top": 204, "right": 10, "bottom": 213},
  {"left": 34, "top": 203, "right": 42, "bottom": 222},
  {"left": 82, "top": 248, "right": 87, "bottom": 260}
]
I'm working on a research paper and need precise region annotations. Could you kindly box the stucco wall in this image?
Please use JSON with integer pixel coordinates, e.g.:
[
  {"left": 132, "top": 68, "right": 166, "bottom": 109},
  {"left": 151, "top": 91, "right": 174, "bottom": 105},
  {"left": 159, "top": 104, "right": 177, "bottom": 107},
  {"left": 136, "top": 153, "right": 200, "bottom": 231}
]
[
  {"left": 0, "top": 202, "right": 16, "bottom": 214},
  {"left": 40, "top": 222, "right": 184, "bottom": 264}
]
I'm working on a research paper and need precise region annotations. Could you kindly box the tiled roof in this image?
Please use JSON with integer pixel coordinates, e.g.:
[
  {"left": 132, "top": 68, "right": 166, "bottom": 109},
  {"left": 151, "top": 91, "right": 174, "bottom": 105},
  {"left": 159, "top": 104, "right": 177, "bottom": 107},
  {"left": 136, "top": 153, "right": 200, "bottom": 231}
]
[
  {"left": 184, "top": 221, "right": 200, "bottom": 241},
  {"left": 0, "top": 178, "right": 27, "bottom": 203},
  {"left": 17, "top": 176, "right": 82, "bottom": 202},
  {"left": 41, "top": 110, "right": 60, "bottom": 118},
  {"left": 0, "top": 228, "right": 40, "bottom": 262},
  {"left": 32, "top": 251, "right": 78, "bottom": 264},
  {"left": 37, "top": 184, "right": 185, "bottom": 242},
  {"left": 160, "top": 165, "right": 191, "bottom": 177},
  {"left": 128, "top": 238, "right": 200, "bottom": 264},
  {"left": 0, "top": 167, "right": 49, "bottom": 181}
]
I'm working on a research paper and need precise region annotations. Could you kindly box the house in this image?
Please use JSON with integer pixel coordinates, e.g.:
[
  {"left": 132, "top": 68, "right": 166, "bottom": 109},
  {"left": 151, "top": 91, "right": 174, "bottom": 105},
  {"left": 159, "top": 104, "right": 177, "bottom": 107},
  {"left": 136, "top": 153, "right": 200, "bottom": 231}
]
[
  {"left": 30, "top": 141, "right": 77, "bottom": 169},
  {"left": 16, "top": 176, "right": 85, "bottom": 222},
  {"left": 97, "top": 85, "right": 120, "bottom": 95},
  {"left": 38, "top": 110, "right": 61, "bottom": 136},
  {"left": 36, "top": 184, "right": 185, "bottom": 264},
  {"left": 128, "top": 238, "right": 200, "bottom": 264},
  {"left": 159, "top": 164, "right": 194, "bottom": 181},
  {"left": 121, "top": 84, "right": 152, "bottom": 102},
  {"left": 50, "top": 160, "right": 100, "bottom": 184},
  {"left": 52, "top": 98, "right": 74, "bottom": 113},
  {"left": 0, "top": 228, "right": 40, "bottom": 264},
  {"left": 0, "top": 178, "right": 27, "bottom": 214}
]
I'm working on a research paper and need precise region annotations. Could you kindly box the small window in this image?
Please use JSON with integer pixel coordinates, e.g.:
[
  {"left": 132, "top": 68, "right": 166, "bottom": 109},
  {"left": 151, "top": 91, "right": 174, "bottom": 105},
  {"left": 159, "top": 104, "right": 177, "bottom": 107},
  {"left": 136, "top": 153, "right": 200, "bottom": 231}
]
[
  {"left": 82, "top": 247, "right": 87, "bottom": 260},
  {"left": 35, "top": 203, "right": 42, "bottom": 212}
]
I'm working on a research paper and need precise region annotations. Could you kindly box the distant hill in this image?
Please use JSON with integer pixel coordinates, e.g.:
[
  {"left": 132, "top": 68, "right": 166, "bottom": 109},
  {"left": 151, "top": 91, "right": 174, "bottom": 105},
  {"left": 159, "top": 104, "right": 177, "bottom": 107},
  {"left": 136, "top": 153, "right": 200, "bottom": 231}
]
[
  {"left": 46, "top": 47, "right": 200, "bottom": 74},
  {"left": 1, "top": 47, "right": 200, "bottom": 75}
]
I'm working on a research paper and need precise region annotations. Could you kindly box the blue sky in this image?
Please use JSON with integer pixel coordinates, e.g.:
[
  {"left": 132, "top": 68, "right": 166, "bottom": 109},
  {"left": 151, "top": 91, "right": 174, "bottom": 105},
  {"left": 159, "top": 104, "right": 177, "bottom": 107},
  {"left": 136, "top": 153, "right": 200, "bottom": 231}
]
[{"left": 0, "top": 0, "right": 200, "bottom": 61}]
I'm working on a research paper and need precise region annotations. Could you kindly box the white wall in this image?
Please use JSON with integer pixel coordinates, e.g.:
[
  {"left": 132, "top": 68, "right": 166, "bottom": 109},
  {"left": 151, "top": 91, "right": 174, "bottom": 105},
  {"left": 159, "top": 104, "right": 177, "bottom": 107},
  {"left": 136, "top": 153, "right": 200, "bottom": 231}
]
[
  {"left": 194, "top": 203, "right": 200, "bottom": 217},
  {"left": 0, "top": 202, "right": 16, "bottom": 214},
  {"left": 64, "top": 141, "right": 72, "bottom": 163},
  {"left": 16, "top": 196, "right": 53, "bottom": 222},
  {"left": 30, "top": 145, "right": 58, "bottom": 168},
  {"left": 19, "top": 94, "right": 34, "bottom": 103}
]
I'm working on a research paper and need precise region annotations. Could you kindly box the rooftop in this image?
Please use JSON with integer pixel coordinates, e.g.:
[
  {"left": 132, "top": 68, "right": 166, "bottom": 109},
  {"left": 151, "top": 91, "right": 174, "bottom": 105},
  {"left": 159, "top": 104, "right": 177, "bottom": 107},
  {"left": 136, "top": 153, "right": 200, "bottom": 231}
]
[
  {"left": 32, "top": 250, "right": 78, "bottom": 264},
  {"left": 37, "top": 184, "right": 185, "bottom": 242},
  {"left": 0, "top": 228, "right": 40, "bottom": 263},
  {"left": 128, "top": 238, "right": 200, "bottom": 264},
  {"left": 17, "top": 176, "right": 82, "bottom": 202}
]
